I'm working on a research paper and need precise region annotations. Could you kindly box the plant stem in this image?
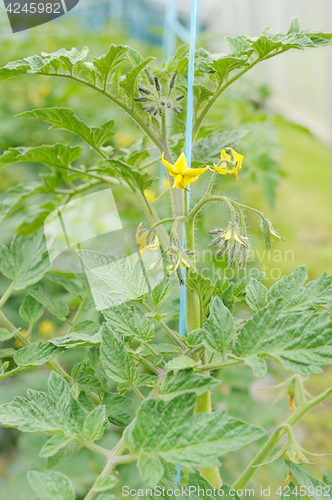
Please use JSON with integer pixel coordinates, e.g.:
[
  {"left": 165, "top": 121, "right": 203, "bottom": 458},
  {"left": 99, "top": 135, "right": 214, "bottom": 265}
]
[
  {"left": 66, "top": 291, "right": 90, "bottom": 334},
  {"left": 0, "top": 281, "right": 15, "bottom": 309},
  {"left": 130, "top": 382, "right": 145, "bottom": 401},
  {"left": 141, "top": 302, "right": 187, "bottom": 350},
  {"left": 144, "top": 342, "right": 166, "bottom": 367},
  {"left": 196, "top": 359, "right": 243, "bottom": 371},
  {"left": 233, "top": 385, "right": 332, "bottom": 490}
]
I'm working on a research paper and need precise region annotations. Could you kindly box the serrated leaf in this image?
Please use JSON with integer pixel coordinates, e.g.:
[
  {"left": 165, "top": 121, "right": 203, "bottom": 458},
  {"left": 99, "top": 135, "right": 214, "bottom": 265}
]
[
  {"left": 103, "top": 393, "right": 134, "bottom": 426},
  {"left": 138, "top": 451, "right": 164, "bottom": 487},
  {"left": 245, "top": 278, "right": 268, "bottom": 311},
  {"left": 0, "top": 144, "right": 82, "bottom": 170},
  {"left": 18, "top": 108, "right": 115, "bottom": 152},
  {"left": 117, "top": 374, "right": 157, "bottom": 393},
  {"left": 165, "top": 356, "right": 200, "bottom": 370},
  {"left": 19, "top": 294, "right": 44, "bottom": 325},
  {"left": 49, "top": 332, "right": 101, "bottom": 348},
  {"left": 77, "top": 250, "right": 149, "bottom": 308},
  {"left": 124, "top": 393, "right": 265, "bottom": 485},
  {"left": 98, "top": 158, "right": 154, "bottom": 193},
  {"left": 208, "top": 55, "right": 248, "bottom": 84},
  {"left": 14, "top": 343, "right": 64, "bottom": 367},
  {"left": 152, "top": 275, "right": 171, "bottom": 309},
  {"left": 192, "top": 129, "right": 247, "bottom": 165},
  {"left": 188, "top": 471, "right": 242, "bottom": 500},
  {"left": 72, "top": 359, "right": 108, "bottom": 392},
  {"left": 286, "top": 462, "right": 332, "bottom": 500},
  {"left": 103, "top": 303, "right": 154, "bottom": 342},
  {"left": 0, "top": 181, "right": 42, "bottom": 222},
  {"left": 45, "top": 441, "right": 82, "bottom": 471},
  {"left": 0, "top": 231, "right": 50, "bottom": 290},
  {"left": 233, "top": 272, "right": 265, "bottom": 299},
  {"left": 47, "top": 274, "right": 82, "bottom": 297},
  {"left": 100, "top": 323, "right": 138, "bottom": 384},
  {"left": 201, "top": 296, "right": 236, "bottom": 356},
  {"left": 120, "top": 57, "right": 154, "bottom": 101},
  {"left": 160, "top": 369, "right": 220, "bottom": 401},
  {"left": 83, "top": 406, "right": 107, "bottom": 441},
  {"left": 95, "top": 475, "right": 118, "bottom": 492},
  {"left": 39, "top": 435, "right": 74, "bottom": 458},
  {"left": 0, "top": 348, "right": 16, "bottom": 358},
  {"left": 29, "top": 288, "right": 69, "bottom": 321},
  {"left": 93, "top": 45, "right": 128, "bottom": 84},
  {"left": 243, "top": 355, "right": 267, "bottom": 378},
  {"left": 28, "top": 471, "right": 75, "bottom": 500},
  {"left": 186, "top": 328, "right": 203, "bottom": 347},
  {"left": 278, "top": 482, "right": 301, "bottom": 500}
]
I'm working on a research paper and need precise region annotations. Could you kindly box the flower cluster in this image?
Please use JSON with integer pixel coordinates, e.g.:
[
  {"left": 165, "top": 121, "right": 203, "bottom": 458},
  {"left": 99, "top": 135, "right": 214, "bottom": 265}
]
[{"left": 208, "top": 223, "right": 249, "bottom": 269}]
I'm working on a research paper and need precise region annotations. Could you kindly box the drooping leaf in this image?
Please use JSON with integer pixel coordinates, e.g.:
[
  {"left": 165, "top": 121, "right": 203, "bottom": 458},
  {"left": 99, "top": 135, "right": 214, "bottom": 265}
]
[
  {"left": 27, "top": 470, "right": 75, "bottom": 500},
  {"left": 18, "top": 108, "right": 115, "bottom": 152},
  {"left": 102, "top": 393, "right": 134, "bottom": 426},
  {"left": 0, "top": 144, "right": 82, "bottom": 170},
  {"left": 0, "top": 231, "right": 50, "bottom": 290},
  {"left": 19, "top": 294, "right": 45, "bottom": 325},
  {"left": 14, "top": 343, "right": 64, "bottom": 367},
  {"left": 124, "top": 393, "right": 266, "bottom": 486},
  {"left": 286, "top": 462, "right": 332, "bottom": 500},
  {"left": 29, "top": 288, "right": 69, "bottom": 321},
  {"left": 160, "top": 369, "right": 221, "bottom": 401},
  {"left": 103, "top": 303, "right": 154, "bottom": 342},
  {"left": 100, "top": 323, "right": 138, "bottom": 384},
  {"left": 201, "top": 296, "right": 237, "bottom": 356}
]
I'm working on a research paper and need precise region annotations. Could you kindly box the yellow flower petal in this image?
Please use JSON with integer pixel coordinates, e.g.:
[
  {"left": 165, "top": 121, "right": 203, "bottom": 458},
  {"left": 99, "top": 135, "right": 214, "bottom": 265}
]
[
  {"left": 162, "top": 153, "right": 208, "bottom": 189},
  {"left": 162, "top": 153, "right": 178, "bottom": 176}
]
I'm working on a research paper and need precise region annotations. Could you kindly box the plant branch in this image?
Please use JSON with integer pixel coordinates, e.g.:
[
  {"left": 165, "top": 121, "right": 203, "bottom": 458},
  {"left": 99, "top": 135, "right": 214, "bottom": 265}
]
[
  {"left": 141, "top": 302, "right": 187, "bottom": 350},
  {"left": 0, "top": 281, "right": 15, "bottom": 309}
]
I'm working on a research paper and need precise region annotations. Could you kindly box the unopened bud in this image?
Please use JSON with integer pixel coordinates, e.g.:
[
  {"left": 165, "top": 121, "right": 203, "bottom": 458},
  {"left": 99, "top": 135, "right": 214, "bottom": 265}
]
[
  {"left": 169, "top": 68, "right": 178, "bottom": 89},
  {"left": 154, "top": 76, "right": 161, "bottom": 92},
  {"left": 144, "top": 68, "right": 154, "bottom": 85},
  {"left": 134, "top": 97, "right": 149, "bottom": 102},
  {"left": 175, "top": 94, "right": 185, "bottom": 101},
  {"left": 138, "top": 86, "right": 152, "bottom": 95}
]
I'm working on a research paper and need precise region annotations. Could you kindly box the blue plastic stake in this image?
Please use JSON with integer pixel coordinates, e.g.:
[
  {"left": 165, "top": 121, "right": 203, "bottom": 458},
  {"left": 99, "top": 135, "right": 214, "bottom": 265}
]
[{"left": 179, "top": 0, "right": 197, "bottom": 338}]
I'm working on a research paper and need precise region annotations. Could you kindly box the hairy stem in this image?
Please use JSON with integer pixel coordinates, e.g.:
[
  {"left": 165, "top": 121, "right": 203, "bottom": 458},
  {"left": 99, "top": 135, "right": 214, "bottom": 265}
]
[
  {"left": 233, "top": 385, "right": 332, "bottom": 489},
  {"left": 141, "top": 302, "right": 187, "bottom": 350}
]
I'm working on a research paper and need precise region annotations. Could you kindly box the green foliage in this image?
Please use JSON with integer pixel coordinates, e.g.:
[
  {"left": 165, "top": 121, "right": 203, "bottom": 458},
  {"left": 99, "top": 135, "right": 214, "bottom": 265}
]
[{"left": 27, "top": 470, "right": 75, "bottom": 500}]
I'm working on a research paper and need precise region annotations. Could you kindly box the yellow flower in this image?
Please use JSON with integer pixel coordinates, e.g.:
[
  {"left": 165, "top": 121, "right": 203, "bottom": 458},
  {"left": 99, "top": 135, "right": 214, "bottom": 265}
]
[
  {"left": 135, "top": 223, "right": 159, "bottom": 258},
  {"left": 220, "top": 228, "right": 249, "bottom": 247},
  {"left": 213, "top": 147, "right": 244, "bottom": 180},
  {"left": 162, "top": 152, "right": 208, "bottom": 189},
  {"left": 270, "top": 226, "right": 283, "bottom": 242},
  {"left": 38, "top": 320, "right": 56, "bottom": 338}
]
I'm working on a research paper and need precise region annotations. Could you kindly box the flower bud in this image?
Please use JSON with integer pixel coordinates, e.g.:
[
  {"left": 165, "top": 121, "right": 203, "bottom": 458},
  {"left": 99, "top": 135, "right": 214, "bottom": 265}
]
[
  {"left": 144, "top": 68, "right": 154, "bottom": 85},
  {"left": 169, "top": 68, "right": 178, "bottom": 90}
]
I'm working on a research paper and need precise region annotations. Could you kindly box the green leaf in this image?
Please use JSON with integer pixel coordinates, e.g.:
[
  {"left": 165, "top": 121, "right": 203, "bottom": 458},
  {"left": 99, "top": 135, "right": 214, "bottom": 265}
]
[
  {"left": 286, "top": 462, "right": 332, "bottom": 500},
  {"left": 245, "top": 278, "right": 268, "bottom": 311},
  {"left": 278, "top": 482, "right": 301, "bottom": 500},
  {"left": 72, "top": 359, "right": 108, "bottom": 392},
  {"left": 19, "top": 294, "right": 44, "bottom": 325},
  {"left": 0, "top": 144, "right": 82, "bottom": 170},
  {"left": 138, "top": 451, "right": 164, "bottom": 487},
  {"left": 0, "top": 327, "right": 16, "bottom": 342},
  {"left": 208, "top": 55, "right": 248, "bottom": 84},
  {"left": 95, "top": 475, "right": 118, "bottom": 492},
  {"left": 187, "top": 271, "right": 214, "bottom": 323},
  {"left": 152, "top": 275, "right": 171, "bottom": 309},
  {"left": 47, "top": 274, "right": 83, "bottom": 297},
  {"left": 14, "top": 343, "right": 64, "bottom": 367},
  {"left": 0, "top": 348, "right": 16, "bottom": 358},
  {"left": 29, "top": 288, "right": 69, "bottom": 321},
  {"left": 186, "top": 328, "right": 203, "bottom": 347},
  {"left": 93, "top": 45, "right": 128, "bottom": 84},
  {"left": 0, "top": 231, "right": 50, "bottom": 290},
  {"left": 201, "top": 296, "right": 237, "bottom": 356},
  {"left": 49, "top": 332, "right": 101, "bottom": 348},
  {"left": 103, "top": 303, "right": 154, "bottom": 342},
  {"left": 117, "top": 373, "right": 157, "bottom": 393},
  {"left": 27, "top": 471, "right": 75, "bottom": 500},
  {"left": 243, "top": 355, "right": 267, "bottom": 378},
  {"left": 124, "top": 394, "right": 265, "bottom": 485},
  {"left": 100, "top": 323, "right": 138, "bottom": 384},
  {"left": 267, "top": 266, "right": 332, "bottom": 312},
  {"left": 45, "top": 441, "right": 82, "bottom": 471},
  {"left": 98, "top": 158, "right": 154, "bottom": 193},
  {"left": 39, "top": 435, "right": 74, "bottom": 458},
  {"left": 234, "top": 298, "right": 284, "bottom": 358},
  {"left": 192, "top": 129, "right": 247, "bottom": 165},
  {"left": 165, "top": 356, "right": 201, "bottom": 370},
  {"left": 77, "top": 250, "right": 149, "bottom": 308},
  {"left": 18, "top": 108, "right": 115, "bottom": 152},
  {"left": 233, "top": 272, "right": 265, "bottom": 300},
  {"left": 0, "top": 59, "right": 30, "bottom": 82},
  {"left": 160, "top": 369, "right": 221, "bottom": 401},
  {"left": 83, "top": 406, "right": 107, "bottom": 441},
  {"left": 120, "top": 57, "right": 154, "bottom": 101},
  {"left": 188, "top": 471, "right": 242, "bottom": 500},
  {"left": 103, "top": 393, "right": 134, "bottom": 426},
  {"left": 0, "top": 181, "right": 42, "bottom": 222}
]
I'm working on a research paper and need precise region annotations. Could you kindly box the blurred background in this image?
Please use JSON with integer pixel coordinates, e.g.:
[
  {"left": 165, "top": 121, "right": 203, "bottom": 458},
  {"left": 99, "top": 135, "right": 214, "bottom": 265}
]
[{"left": 0, "top": 1, "right": 332, "bottom": 499}]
